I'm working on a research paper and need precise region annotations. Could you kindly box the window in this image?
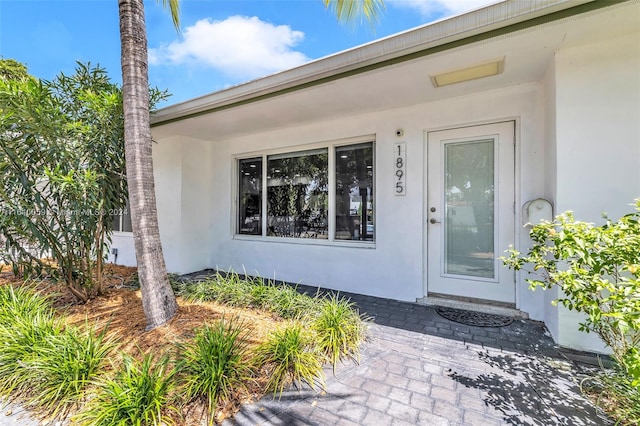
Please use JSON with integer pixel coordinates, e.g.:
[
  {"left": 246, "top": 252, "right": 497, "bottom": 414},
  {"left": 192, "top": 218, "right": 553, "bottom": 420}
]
[
  {"left": 335, "top": 143, "right": 374, "bottom": 241},
  {"left": 267, "top": 148, "right": 328, "bottom": 238},
  {"left": 238, "top": 158, "right": 262, "bottom": 235},
  {"left": 236, "top": 140, "right": 375, "bottom": 243},
  {"left": 111, "top": 198, "right": 132, "bottom": 232}
]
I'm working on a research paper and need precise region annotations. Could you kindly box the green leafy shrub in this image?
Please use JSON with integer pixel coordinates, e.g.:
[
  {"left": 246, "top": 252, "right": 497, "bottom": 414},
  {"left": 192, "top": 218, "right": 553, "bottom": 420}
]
[
  {"left": 76, "top": 353, "right": 176, "bottom": 426},
  {"left": 313, "top": 295, "right": 367, "bottom": 371},
  {"left": 254, "top": 322, "right": 325, "bottom": 397},
  {"left": 0, "top": 283, "right": 55, "bottom": 326},
  {"left": 502, "top": 200, "right": 640, "bottom": 422},
  {"left": 0, "top": 61, "right": 168, "bottom": 302},
  {"left": 175, "top": 317, "right": 253, "bottom": 424},
  {"left": 0, "top": 63, "right": 127, "bottom": 301}
]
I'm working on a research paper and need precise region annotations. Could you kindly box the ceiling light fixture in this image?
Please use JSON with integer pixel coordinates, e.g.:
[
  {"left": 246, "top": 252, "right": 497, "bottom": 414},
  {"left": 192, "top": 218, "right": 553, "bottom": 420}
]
[{"left": 431, "top": 58, "right": 505, "bottom": 88}]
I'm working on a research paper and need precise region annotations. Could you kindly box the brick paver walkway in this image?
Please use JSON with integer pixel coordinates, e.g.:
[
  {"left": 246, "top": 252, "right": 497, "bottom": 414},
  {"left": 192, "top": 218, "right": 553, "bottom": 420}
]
[
  {"left": 0, "top": 274, "right": 611, "bottom": 425},
  {"left": 219, "top": 287, "right": 611, "bottom": 426}
]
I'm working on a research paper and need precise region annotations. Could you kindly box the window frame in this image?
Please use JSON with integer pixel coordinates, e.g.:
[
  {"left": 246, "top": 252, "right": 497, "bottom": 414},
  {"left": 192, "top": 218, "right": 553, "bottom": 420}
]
[
  {"left": 111, "top": 198, "right": 132, "bottom": 234},
  {"left": 233, "top": 135, "right": 376, "bottom": 248}
]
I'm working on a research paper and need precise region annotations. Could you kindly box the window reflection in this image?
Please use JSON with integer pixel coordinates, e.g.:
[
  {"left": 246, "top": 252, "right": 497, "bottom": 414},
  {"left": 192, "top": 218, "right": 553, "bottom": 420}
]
[
  {"left": 238, "top": 158, "right": 262, "bottom": 235},
  {"left": 335, "top": 143, "right": 374, "bottom": 241},
  {"left": 445, "top": 140, "right": 494, "bottom": 278},
  {"left": 266, "top": 149, "right": 328, "bottom": 238}
]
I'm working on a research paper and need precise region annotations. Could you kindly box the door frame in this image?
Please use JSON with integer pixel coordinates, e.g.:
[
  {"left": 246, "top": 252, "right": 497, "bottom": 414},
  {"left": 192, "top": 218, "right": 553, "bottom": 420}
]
[{"left": 422, "top": 119, "right": 521, "bottom": 307}]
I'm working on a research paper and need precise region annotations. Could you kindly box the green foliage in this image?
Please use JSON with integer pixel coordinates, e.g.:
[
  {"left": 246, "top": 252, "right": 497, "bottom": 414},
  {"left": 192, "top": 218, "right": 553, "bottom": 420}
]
[
  {"left": 0, "top": 62, "right": 126, "bottom": 301},
  {"left": 254, "top": 322, "right": 325, "bottom": 397},
  {"left": 583, "top": 365, "right": 640, "bottom": 426},
  {"left": 0, "top": 282, "right": 56, "bottom": 326},
  {"left": 323, "top": 0, "right": 385, "bottom": 27},
  {"left": 0, "top": 60, "right": 169, "bottom": 302},
  {"left": 76, "top": 353, "right": 176, "bottom": 426},
  {"left": 182, "top": 272, "right": 368, "bottom": 386},
  {"left": 313, "top": 295, "right": 367, "bottom": 372},
  {"left": 182, "top": 272, "right": 322, "bottom": 319},
  {"left": 502, "top": 200, "right": 640, "bottom": 420},
  {"left": 0, "top": 58, "right": 30, "bottom": 81},
  {"left": 0, "top": 285, "right": 61, "bottom": 400},
  {"left": 0, "top": 285, "right": 115, "bottom": 419},
  {"left": 175, "top": 318, "right": 253, "bottom": 424},
  {"left": 184, "top": 272, "right": 253, "bottom": 307},
  {"left": 25, "top": 326, "right": 116, "bottom": 418}
]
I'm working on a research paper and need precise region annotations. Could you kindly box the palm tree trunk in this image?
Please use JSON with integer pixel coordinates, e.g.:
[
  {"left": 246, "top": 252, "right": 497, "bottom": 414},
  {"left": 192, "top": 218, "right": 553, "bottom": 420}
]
[{"left": 118, "top": 0, "right": 177, "bottom": 330}]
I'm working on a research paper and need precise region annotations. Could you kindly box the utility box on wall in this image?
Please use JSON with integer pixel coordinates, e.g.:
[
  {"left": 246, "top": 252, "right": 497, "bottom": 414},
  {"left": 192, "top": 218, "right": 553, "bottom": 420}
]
[{"left": 523, "top": 198, "right": 553, "bottom": 226}]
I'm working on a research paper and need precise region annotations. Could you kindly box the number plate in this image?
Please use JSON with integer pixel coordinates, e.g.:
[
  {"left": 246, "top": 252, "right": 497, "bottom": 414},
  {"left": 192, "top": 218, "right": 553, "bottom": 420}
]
[{"left": 394, "top": 142, "right": 406, "bottom": 196}]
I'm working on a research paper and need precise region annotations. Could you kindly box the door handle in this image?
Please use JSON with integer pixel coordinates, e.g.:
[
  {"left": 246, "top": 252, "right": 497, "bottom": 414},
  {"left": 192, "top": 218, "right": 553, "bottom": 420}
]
[{"left": 429, "top": 218, "right": 441, "bottom": 224}]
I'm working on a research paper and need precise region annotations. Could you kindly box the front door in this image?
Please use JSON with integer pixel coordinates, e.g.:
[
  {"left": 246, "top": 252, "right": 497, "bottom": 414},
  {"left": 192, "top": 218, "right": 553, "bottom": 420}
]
[{"left": 426, "top": 122, "right": 515, "bottom": 304}]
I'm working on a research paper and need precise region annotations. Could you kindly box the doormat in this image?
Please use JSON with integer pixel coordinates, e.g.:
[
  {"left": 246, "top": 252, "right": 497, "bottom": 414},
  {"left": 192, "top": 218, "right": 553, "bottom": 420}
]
[{"left": 436, "top": 306, "right": 514, "bottom": 327}]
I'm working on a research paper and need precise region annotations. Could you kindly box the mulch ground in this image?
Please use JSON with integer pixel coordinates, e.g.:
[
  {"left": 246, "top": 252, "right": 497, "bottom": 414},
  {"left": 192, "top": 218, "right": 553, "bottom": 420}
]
[{"left": 0, "top": 263, "right": 285, "bottom": 424}]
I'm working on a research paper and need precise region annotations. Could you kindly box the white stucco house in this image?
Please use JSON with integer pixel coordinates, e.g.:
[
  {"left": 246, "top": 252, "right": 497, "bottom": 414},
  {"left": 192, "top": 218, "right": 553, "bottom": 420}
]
[{"left": 110, "top": 0, "right": 640, "bottom": 354}]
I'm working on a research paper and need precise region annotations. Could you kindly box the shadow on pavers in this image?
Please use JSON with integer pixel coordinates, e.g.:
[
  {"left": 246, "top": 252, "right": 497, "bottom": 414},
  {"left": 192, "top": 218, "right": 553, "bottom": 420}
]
[
  {"left": 448, "top": 350, "right": 612, "bottom": 425},
  {"left": 223, "top": 390, "right": 352, "bottom": 426}
]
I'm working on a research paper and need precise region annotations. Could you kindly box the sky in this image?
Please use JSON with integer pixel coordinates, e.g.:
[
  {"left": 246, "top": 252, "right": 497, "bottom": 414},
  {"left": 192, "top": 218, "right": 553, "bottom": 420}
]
[{"left": 0, "top": 0, "right": 497, "bottom": 107}]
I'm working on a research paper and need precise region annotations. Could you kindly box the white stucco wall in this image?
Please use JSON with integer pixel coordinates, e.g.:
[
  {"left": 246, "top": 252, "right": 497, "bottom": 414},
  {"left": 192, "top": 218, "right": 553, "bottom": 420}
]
[
  {"left": 540, "top": 55, "right": 560, "bottom": 344},
  {"left": 108, "top": 136, "right": 214, "bottom": 274},
  {"left": 179, "top": 139, "right": 214, "bottom": 273},
  {"left": 204, "top": 83, "right": 546, "bottom": 305},
  {"left": 550, "top": 32, "right": 640, "bottom": 352}
]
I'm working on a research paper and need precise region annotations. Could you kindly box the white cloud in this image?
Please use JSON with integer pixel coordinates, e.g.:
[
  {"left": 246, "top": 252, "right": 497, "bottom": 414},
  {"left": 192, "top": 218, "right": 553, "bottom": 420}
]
[
  {"left": 388, "top": 0, "right": 499, "bottom": 16},
  {"left": 149, "top": 16, "right": 310, "bottom": 79}
]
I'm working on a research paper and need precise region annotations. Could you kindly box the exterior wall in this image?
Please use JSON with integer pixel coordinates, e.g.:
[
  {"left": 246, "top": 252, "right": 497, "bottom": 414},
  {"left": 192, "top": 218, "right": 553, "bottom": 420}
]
[
  {"left": 208, "top": 83, "right": 546, "bottom": 305},
  {"left": 540, "top": 55, "right": 560, "bottom": 343},
  {"left": 550, "top": 32, "right": 640, "bottom": 352},
  {"left": 179, "top": 140, "right": 214, "bottom": 273},
  {"left": 109, "top": 136, "right": 214, "bottom": 274}
]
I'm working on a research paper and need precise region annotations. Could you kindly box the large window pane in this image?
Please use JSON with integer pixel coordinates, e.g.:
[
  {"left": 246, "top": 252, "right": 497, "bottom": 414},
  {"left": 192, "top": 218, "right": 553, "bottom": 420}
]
[
  {"left": 267, "top": 149, "right": 328, "bottom": 238},
  {"left": 335, "top": 142, "right": 374, "bottom": 241},
  {"left": 444, "top": 140, "right": 494, "bottom": 278},
  {"left": 238, "top": 158, "right": 263, "bottom": 235}
]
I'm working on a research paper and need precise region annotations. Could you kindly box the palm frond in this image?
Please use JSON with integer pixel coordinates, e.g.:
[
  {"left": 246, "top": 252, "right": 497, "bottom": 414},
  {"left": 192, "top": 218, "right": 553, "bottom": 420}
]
[
  {"left": 323, "top": 0, "right": 385, "bottom": 24},
  {"left": 158, "top": 0, "right": 181, "bottom": 31}
]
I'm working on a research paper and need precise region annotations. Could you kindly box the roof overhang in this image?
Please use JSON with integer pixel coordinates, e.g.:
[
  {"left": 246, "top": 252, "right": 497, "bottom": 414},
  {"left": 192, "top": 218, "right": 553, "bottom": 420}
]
[{"left": 150, "top": 0, "right": 636, "bottom": 139}]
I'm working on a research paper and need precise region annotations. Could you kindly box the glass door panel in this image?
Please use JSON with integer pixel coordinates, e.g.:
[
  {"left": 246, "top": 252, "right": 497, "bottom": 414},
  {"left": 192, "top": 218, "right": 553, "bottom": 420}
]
[{"left": 444, "top": 140, "right": 495, "bottom": 279}]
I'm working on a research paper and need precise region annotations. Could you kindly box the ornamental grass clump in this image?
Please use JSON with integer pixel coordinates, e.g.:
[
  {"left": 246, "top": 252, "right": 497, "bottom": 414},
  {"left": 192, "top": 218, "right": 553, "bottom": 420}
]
[
  {"left": 254, "top": 322, "right": 325, "bottom": 397},
  {"left": 75, "top": 353, "right": 176, "bottom": 426},
  {"left": 0, "top": 285, "right": 115, "bottom": 419},
  {"left": 0, "top": 285, "right": 61, "bottom": 400},
  {"left": 26, "top": 326, "right": 116, "bottom": 418},
  {"left": 182, "top": 272, "right": 322, "bottom": 319},
  {"left": 313, "top": 294, "right": 367, "bottom": 372},
  {"left": 182, "top": 272, "right": 251, "bottom": 307},
  {"left": 266, "top": 283, "right": 319, "bottom": 319},
  {"left": 175, "top": 317, "right": 253, "bottom": 424}
]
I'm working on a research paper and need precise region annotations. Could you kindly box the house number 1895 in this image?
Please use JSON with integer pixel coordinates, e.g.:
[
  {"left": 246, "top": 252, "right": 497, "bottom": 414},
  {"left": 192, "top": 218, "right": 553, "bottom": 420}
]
[{"left": 394, "top": 142, "right": 406, "bottom": 195}]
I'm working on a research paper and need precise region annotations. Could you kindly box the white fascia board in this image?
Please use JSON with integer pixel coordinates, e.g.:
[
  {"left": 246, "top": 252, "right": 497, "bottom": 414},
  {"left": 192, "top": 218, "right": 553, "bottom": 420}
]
[{"left": 151, "top": 0, "right": 594, "bottom": 125}]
